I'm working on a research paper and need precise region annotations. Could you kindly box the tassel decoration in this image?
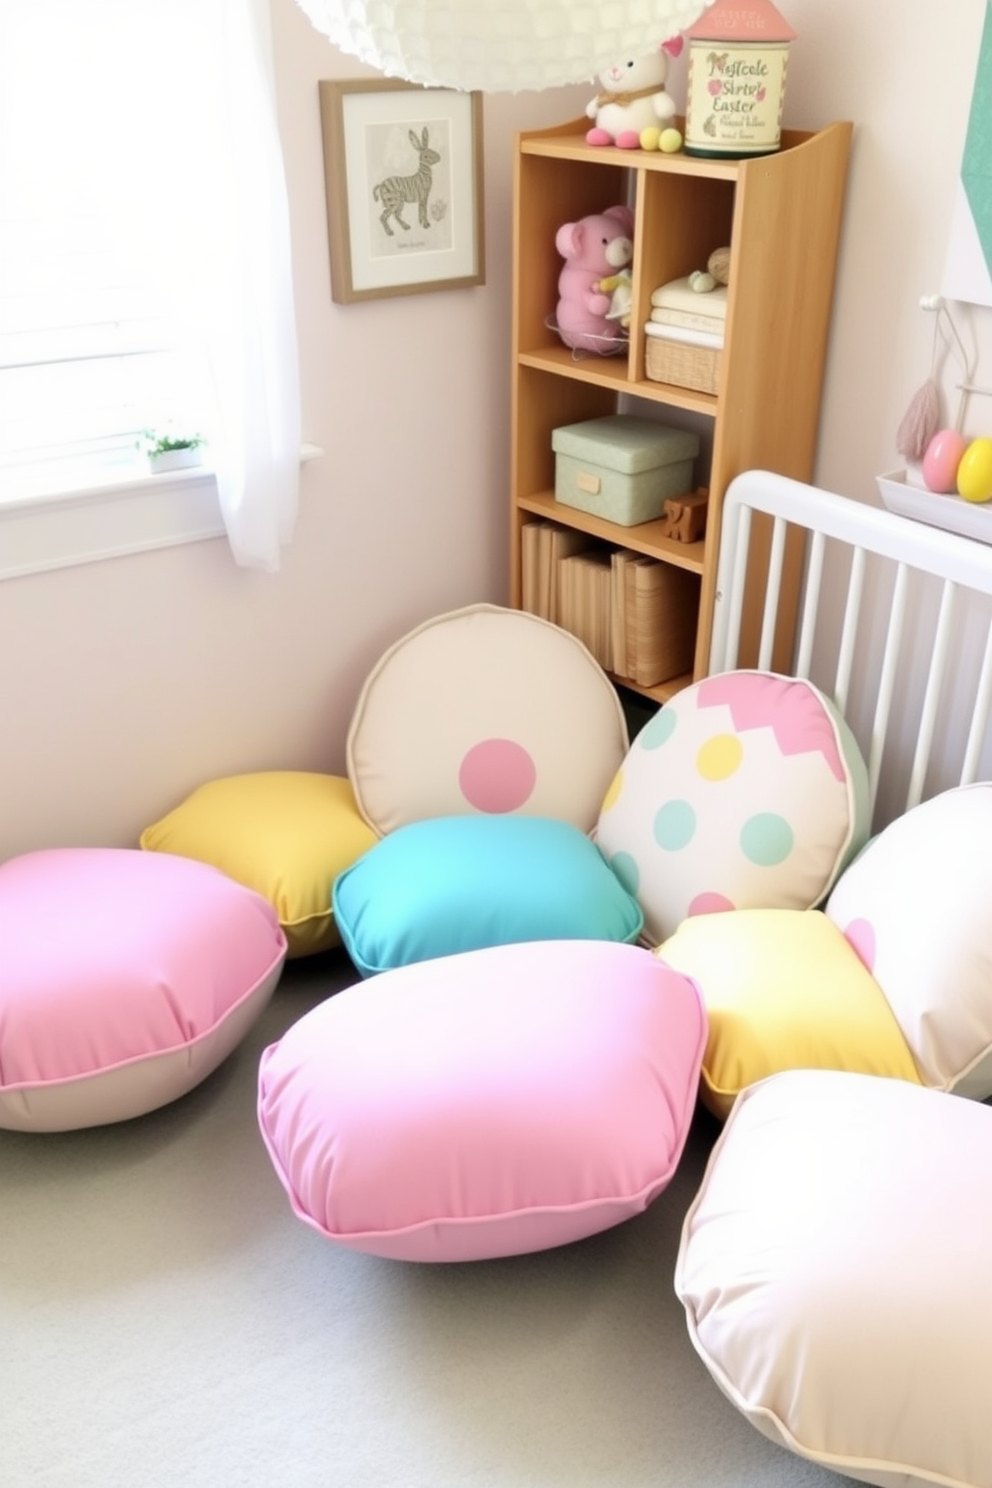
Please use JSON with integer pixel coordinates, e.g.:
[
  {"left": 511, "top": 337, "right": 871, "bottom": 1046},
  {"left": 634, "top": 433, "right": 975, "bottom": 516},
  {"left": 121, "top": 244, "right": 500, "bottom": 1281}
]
[
  {"left": 896, "top": 297, "right": 973, "bottom": 463},
  {"left": 896, "top": 378, "right": 940, "bottom": 462}
]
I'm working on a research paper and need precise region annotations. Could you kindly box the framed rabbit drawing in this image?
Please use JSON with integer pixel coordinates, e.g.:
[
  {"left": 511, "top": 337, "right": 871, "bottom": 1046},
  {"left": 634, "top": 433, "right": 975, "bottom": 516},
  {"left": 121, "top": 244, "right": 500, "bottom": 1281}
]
[{"left": 319, "top": 79, "right": 485, "bottom": 302}]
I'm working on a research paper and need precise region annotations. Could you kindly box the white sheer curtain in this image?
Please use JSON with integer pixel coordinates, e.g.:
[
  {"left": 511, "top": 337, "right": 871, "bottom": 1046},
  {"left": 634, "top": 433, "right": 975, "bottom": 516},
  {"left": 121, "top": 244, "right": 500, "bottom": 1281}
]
[
  {"left": 0, "top": 0, "right": 300, "bottom": 572},
  {"left": 180, "top": 0, "right": 302, "bottom": 571}
]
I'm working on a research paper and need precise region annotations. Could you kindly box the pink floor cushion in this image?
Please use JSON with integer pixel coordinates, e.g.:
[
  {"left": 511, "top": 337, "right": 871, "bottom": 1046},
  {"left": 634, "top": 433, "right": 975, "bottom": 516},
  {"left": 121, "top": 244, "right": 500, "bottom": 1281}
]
[
  {"left": 258, "top": 939, "right": 707, "bottom": 1262},
  {"left": 0, "top": 848, "right": 287, "bottom": 1132},
  {"left": 675, "top": 1069, "right": 992, "bottom": 1488},
  {"left": 346, "top": 604, "right": 629, "bottom": 836},
  {"left": 596, "top": 670, "right": 869, "bottom": 945},
  {"left": 826, "top": 782, "right": 992, "bottom": 1099}
]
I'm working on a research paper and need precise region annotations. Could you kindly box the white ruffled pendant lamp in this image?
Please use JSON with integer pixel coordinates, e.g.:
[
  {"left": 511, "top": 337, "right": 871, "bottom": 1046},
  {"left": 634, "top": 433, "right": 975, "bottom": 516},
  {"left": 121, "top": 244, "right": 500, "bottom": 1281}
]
[{"left": 293, "top": 0, "right": 709, "bottom": 92}]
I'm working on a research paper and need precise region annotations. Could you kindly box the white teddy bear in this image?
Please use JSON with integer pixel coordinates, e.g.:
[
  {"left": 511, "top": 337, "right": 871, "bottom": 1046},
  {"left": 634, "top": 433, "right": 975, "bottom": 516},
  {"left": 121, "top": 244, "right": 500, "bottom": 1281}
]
[{"left": 585, "top": 38, "right": 684, "bottom": 152}]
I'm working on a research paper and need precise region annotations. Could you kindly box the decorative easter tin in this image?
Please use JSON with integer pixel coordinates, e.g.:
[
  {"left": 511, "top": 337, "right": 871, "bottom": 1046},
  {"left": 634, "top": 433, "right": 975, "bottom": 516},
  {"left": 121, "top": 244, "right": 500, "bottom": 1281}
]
[{"left": 683, "top": 0, "right": 796, "bottom": 159}]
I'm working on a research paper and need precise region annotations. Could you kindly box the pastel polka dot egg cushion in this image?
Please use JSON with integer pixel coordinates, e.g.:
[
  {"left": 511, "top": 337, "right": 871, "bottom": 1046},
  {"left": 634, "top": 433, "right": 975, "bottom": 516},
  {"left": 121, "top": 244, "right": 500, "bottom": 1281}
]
[
  {"left": 596, "top": 671, "right": 870, "bottom": 945},
  {"left": 826, "top": 782, "right": 992, "bottom": 1100},
  {"left": 347, "top": 604, "right": 629, "bottom": 835}
]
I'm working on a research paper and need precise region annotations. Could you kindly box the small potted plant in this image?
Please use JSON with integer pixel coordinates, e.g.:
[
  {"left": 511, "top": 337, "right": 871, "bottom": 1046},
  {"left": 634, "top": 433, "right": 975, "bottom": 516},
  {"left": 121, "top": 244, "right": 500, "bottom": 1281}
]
[{"left": 139, "top": 429, "right": 206, "bottom": 474}]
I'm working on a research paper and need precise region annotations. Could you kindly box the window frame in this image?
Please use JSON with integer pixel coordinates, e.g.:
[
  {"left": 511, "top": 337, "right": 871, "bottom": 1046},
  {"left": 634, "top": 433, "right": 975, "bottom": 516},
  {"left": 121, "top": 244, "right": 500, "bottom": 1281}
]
[
  {"left": 0, "top": 445, "right": 321, "bottom": 580},
  {"left": 0, "top": 0, "right": 302, "bottom": 578}
]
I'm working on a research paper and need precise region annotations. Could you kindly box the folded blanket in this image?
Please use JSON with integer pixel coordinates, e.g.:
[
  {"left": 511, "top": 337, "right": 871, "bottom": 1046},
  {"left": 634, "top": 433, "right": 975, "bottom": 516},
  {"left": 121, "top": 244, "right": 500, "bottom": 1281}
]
[
  {"left": 650, "top": 276, "right": 728, "bottom": 320},
  {"left": 644, "top": 321, "right": 724, "bottom": 351}
]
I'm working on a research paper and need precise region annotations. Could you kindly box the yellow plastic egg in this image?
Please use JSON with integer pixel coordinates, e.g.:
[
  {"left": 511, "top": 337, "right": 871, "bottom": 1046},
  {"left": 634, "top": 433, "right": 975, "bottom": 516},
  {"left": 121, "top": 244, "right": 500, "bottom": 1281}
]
[{"left": 956, "top": 437, "right": 992, "bottom": 503}]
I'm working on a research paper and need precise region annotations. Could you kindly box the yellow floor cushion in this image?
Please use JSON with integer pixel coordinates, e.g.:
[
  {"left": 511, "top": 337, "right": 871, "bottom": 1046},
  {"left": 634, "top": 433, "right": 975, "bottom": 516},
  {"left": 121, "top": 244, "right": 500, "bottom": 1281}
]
[
  {"left": 656, "top": 907, "right": 922, "bottom": 1118},
  {"left": 141, "top": 772, "right": 376, "bottom": 957}
]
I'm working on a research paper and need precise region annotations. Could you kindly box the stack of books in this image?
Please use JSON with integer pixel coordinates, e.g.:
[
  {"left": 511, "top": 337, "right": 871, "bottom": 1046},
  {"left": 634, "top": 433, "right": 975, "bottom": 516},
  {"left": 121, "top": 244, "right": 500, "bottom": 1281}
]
[
  {"left": 521, "top": 522, "right": 699, "bottom": 686},
  {"left": 609, "top": 548, "right": 699, "bottom": 686},
  {"left": 558, "top": 550, "right": 612, "bottom": 670},
  {"left": 520, "top": 520, "right": 589, "bottom": 624}
]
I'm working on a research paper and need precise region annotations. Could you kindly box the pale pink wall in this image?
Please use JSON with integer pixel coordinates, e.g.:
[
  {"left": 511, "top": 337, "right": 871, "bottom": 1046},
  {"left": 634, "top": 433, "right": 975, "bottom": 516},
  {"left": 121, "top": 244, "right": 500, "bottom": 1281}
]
[
  {"left": 0, "top": 6, "right": 588, "bottom": 857},
  {"left": 0, "top": 0, "right": 988, "bottom": 858}
]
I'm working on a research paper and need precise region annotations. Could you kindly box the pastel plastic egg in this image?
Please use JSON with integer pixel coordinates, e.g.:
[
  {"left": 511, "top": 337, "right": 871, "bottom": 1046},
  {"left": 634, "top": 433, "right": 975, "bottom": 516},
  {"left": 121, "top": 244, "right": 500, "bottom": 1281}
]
[
  {"left": 922, "top": 428, "right": 967, "bottom": 494},
  {"left": 659, "top": 128, "right": 683, "bottom": 154},
  {"left": 956, "top": 437, "right": 992, "bottom": 504}
]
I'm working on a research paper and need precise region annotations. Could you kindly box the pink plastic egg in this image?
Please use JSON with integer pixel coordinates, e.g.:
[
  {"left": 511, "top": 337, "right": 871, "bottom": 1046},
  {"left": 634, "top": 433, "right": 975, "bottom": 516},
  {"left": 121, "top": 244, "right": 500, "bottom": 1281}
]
[{"left": 922, "top": 428, "right": 968, "bottom": 494}]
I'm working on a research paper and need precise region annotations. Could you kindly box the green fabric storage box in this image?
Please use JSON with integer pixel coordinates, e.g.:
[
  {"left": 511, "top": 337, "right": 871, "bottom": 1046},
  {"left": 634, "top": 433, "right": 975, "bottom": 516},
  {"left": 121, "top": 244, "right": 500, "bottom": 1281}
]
[{"left": 552, "top": 415, "right": 699, "bottom": 527}]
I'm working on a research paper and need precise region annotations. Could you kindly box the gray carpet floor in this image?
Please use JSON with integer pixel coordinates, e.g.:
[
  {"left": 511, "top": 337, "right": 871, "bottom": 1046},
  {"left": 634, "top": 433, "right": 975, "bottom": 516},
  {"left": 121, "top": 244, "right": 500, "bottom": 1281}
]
[{"left": 0, "top": 950, "right": 853, "bottom": 1488}]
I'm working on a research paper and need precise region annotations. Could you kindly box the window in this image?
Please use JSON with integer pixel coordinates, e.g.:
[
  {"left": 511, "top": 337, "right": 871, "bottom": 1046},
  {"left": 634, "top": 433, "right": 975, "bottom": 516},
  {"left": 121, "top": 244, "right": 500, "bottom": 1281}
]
[{"left": 0, "top": 0, "right": 301, "bottom": 574}]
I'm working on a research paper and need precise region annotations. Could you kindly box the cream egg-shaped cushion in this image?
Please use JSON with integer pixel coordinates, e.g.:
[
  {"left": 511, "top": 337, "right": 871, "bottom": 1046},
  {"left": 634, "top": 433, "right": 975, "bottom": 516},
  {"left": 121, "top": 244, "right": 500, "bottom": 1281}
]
[
  {"left": 597, "top": 670, "right": 869, "bottom": 945},
  {"left": 346, "top": 604, "right": 629, "bottom": 836},
  {"left": 675, "top": 1069, "right": 992, "bottom": 1488}
]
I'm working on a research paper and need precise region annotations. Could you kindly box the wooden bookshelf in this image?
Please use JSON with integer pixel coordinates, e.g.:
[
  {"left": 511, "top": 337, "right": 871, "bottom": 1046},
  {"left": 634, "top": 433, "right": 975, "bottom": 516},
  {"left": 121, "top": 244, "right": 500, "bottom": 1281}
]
[{"left": 509, "top": 118, "right": 852, "bottom": 702}]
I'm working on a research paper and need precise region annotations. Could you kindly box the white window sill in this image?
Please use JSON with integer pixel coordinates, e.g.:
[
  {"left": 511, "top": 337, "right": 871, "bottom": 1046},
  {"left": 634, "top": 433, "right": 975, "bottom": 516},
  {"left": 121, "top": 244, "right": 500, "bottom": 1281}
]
[{"left": 0, "top": 445, "right": 324, "bottom": 580}]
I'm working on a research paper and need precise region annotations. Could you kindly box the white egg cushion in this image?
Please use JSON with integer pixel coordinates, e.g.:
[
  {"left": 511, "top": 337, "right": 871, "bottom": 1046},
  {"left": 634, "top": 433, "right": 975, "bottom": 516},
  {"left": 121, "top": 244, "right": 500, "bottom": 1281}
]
[
  {"left": 257, "top": 939, "right": 706, "bottom": 1262},
  {"left": 675, "top": 1069, "right": 992, "bottom": 1488},
  {"left": 826, "top": 782, "right": 992, "bottom": 1098},
  {"left": 0, "top": 848, "right": 287, "bottom": 1132},
  {"left": 346, "top": 604, "right": 628, "bottom": 836},
  {"left": 597, "top": 670, "right": 869, "bottom": 944}
]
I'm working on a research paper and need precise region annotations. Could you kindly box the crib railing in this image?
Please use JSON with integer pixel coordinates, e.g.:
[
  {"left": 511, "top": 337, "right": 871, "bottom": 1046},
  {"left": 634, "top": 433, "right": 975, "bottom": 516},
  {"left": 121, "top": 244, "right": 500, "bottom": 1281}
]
[{"left": 711, "top": 471, "right": 992, "bottom": 830}]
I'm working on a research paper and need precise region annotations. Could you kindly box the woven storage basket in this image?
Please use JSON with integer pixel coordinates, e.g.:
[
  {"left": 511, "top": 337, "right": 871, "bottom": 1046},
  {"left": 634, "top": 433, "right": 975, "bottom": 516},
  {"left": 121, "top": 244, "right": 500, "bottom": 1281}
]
[{"left": 646, "top": 334, "right": 721, "bottom": 396}]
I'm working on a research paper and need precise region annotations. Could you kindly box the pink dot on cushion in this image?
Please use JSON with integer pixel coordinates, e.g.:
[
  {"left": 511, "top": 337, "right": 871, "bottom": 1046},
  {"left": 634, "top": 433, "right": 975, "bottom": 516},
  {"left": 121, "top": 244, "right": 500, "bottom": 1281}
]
[
  {"left": 459, "top": 739, "right": 537, "bottom": 814},
  {"left": 688, "top": 891, "right": 735, "bottom": 917},
  {"left": 843, "top": 917, "right": 876, "bottom": 973}
]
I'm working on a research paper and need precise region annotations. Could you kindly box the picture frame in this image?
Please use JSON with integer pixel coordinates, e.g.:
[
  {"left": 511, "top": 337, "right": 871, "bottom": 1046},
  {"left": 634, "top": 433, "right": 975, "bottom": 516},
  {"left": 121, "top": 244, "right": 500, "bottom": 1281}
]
[{"left": 319, "top": 79, "right": 485, "bottom": 304}]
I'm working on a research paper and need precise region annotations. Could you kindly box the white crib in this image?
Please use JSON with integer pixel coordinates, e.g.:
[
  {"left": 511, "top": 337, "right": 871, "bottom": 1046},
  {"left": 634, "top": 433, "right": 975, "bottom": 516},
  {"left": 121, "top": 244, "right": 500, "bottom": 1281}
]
[{"left": 711, "top": 470, "right": 992, "bottom": 831}]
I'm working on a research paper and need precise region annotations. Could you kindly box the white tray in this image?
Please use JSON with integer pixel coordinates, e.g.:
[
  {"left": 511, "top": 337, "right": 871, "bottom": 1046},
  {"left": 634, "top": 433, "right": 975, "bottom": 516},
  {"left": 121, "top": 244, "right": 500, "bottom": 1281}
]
[{"left": 876, "top": 470, "right": 992, "bottom": 547}]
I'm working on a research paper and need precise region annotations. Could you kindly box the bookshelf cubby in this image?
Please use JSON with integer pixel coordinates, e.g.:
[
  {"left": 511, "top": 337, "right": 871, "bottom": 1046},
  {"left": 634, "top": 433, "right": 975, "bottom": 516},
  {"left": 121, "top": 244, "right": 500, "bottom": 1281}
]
[{"left": 509, "top": 118, "right": 853, "bottom": 704}]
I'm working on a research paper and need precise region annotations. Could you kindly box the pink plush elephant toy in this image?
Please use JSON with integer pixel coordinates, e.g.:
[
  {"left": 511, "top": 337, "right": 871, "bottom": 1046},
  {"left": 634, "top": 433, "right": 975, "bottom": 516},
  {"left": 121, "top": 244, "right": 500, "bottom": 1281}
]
[{"left": 554, "top": 204, "right": 636, "bottom": 354}]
